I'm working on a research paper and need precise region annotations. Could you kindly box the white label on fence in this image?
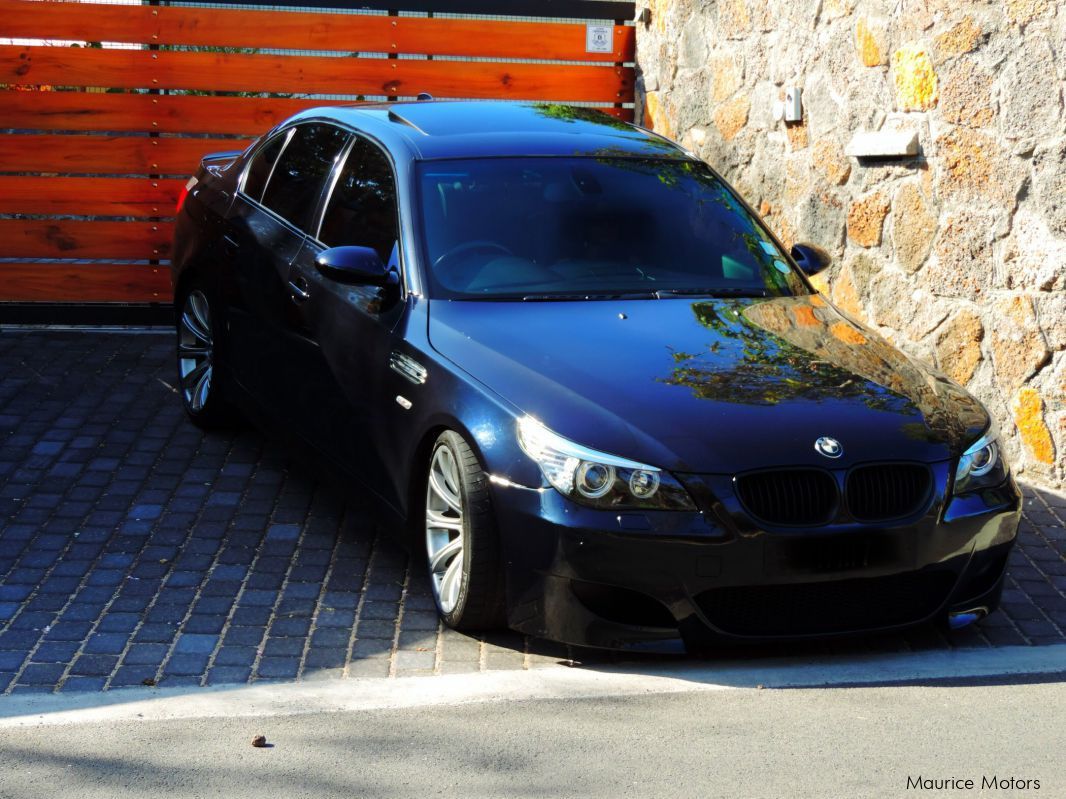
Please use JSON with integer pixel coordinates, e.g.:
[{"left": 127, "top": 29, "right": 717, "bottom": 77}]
[{"left": 585, "top": 24, "right": 613, "bottom": 54}]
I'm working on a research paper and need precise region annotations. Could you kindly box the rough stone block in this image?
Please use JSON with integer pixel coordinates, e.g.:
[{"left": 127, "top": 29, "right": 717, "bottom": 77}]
[
  {"left": 712, "top": 94, "right": 749, "bottom": 142},
  {"left": 1012, "top": 388, "right": 1056, "bottom": 466},
  {"left": 990, "top": 297, "right": 1051, "bottom": 395},
  {"left": 846, "top": 191, "right": 890, "bottom": 247},
  {"left": 892, "top": 44, "right": 938, "bottom": 111},
  {"left": 892, "top": 182, "right": 937, "bottom": 273},
  {"left": 934, "top": 311, "right": 984, "bottom": 387}
]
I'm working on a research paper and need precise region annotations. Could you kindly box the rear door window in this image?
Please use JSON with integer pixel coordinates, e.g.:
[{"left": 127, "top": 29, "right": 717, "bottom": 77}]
[
  {"left": 260, "top": 123, "right": 351, "bottom": 233},
  {"left": 241, "top": 131, "right": 289, "bottom": 203}
]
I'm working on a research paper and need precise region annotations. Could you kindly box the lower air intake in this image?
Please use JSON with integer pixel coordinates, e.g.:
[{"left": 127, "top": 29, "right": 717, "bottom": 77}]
[{"left": 695, "top": 571, "right": 956, "bottom": 637}]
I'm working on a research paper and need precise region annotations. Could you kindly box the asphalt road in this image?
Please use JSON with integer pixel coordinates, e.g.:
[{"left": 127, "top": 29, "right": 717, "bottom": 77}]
[{"left": 0, "top": 669, "right": 1061, "bottom": 799}]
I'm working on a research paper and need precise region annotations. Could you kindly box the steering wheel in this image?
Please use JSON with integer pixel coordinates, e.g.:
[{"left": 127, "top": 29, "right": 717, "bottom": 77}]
[{"left": 432, "top": 240, "right": 514, "bottom": 288}]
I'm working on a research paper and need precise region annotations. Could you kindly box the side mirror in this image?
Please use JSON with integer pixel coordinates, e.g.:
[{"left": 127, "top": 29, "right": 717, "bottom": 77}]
[
  {"left": 315, "top": 246, "right": 395, "bottom": 286},
  {"left": 790, "top": 243, "right": 832, "bottom": 276}
]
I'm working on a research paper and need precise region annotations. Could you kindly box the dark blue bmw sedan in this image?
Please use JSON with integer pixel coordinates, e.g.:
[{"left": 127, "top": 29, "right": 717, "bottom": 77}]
[{"left": 172, "top": 101, "right": 1020, "bottom": 651}]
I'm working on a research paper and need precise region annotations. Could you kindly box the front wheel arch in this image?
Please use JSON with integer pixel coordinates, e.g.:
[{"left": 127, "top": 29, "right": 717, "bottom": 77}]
[
  {"left": 174, "top": 275, "right": 239, "bottom": 429},
  {"left": 421, "top": 429, "right": 506, "bottom": 631}
]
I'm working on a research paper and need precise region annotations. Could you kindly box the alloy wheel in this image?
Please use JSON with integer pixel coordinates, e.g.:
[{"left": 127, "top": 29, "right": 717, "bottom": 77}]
[
  {"left": 426, "top": 443, "right": 465, "bottom": 614},
  {"left": 178, "top": 289, "right": 214, "bottom": 413}
]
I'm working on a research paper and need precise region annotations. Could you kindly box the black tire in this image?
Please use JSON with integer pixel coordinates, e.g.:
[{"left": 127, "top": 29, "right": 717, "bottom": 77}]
[
  {"left": 424, "top": 430, "right": 506, "bottom": 631},
  {"left": 175, "top": 281, "right": 239, "bottom": 430}
]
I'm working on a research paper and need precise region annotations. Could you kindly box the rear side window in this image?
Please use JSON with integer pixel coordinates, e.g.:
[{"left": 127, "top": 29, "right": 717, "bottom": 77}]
[
  {"left": 318, "top": 137, "right": 398, "bottom": 261},
  {"left": 261, "top": 124, "right": 350, "bottom": 233},
  {"left": 241, "top": 132, "right": 288, "bottom": 203}
]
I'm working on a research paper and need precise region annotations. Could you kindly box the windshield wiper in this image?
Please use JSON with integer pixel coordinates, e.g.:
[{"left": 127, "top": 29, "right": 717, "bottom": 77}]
[
  {"left": 653, "top": 287, "right": 770, "bottom": 299},
  {"left": 521, "top": 294, "right": 587, "bottom": 301},
  {"left": 521, "top": 292, "right": 658, "bottom": 301}
]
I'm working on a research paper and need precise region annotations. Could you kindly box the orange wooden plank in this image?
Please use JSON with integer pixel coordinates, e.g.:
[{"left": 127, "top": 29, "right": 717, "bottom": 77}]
[
  {"left": 0, "top": 134, "right": 251, "bottom": 175},
  {"left": 599, "top": 107, "right": 634, "bottom": 121},
  {"left": 0, "top": 176, "right": 184, "bottom": 216},
  {"left": 0, "top": 219, "right": 172, "bottom": 259},
  {"left": 0, "top": 0, "right": 634, "bottom": 62},
  {"left": 0, "top": 91, "right": 329, "bottom": 135},
  {"left": 0, "top": 91, "right": 628, "bottom": 135},
  {"left": 0, "top": 261, "right": 170, "bottom": 302},
  {"left": 0, "top": 46, "right": 634, "bottom": 103}
]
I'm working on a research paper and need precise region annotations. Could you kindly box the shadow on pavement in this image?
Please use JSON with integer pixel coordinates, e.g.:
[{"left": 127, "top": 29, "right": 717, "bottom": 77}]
[{"left": 0, "top": 331, "right": 1064, "bottom": 702}]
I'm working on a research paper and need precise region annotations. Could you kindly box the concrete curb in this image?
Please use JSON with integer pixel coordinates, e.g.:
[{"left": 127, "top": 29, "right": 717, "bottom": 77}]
[{"left": 1, "top": 643, "right": 1063, "bottom": 728}]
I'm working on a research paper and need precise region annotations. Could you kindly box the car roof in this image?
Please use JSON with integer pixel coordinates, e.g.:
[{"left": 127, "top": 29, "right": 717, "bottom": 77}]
[{"left": 283, "top": 101, "right": 690, "bottom": 161}]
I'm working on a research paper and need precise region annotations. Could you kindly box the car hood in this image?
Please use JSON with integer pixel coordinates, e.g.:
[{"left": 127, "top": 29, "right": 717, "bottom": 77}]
[{"left": 427, "top": 294, "right": 989, "bottom": 474}]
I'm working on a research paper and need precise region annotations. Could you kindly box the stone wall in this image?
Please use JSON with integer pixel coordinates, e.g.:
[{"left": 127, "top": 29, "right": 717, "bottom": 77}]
[{"left": 636, "top": 0, "right": 1065, "bottom": 488}]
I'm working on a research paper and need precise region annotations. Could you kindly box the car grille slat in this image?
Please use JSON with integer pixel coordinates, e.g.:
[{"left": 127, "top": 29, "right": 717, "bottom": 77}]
[
  {"left": 846, "top": 463, "right": 931, "bottom": 522},
  {"left": 735, "top": 469, "right": 836, "bottom": 527},
  {"left": 696, "top": 571, "right": 956, "bottom": 637}
]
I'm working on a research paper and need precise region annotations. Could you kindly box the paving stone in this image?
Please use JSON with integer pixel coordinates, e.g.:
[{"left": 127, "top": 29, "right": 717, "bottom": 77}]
[
  {"left": 0, "top": 630, "right": 40, "bottom": 650},
  {"left": 164, "top": 654, "right": 210, "bottom": 676},
  {"left": 61, "top": 676, "right": 107, "bottom": 692},
  {"left": 400, "top": 611, "right": 440, "bottom": 632},
  {"left": 231, "top": 606, "right": 273, "bottom": 626},
  {"left": 206, "top": 666, "right": 252, "bottom": 685},
  {"left": 133, "top": 624, "right": 179, "bottom": 644},
  {"left": 351, "top": 638, "right": 394, "bottom": 659},
  {"left": 43, "top": 622, "right": 93, "bottom": 642},
  {"left": 173, "top": 634, "right": 219, "bottom": 654},
  {"left": 214, "top": 646, "right": 258, "bottom": 667},
  {"left": 398, "top": 630, "right": 438, "bottom": 650},
  {"left": 16, "top": 664, "right": 66, "bottom": 690},
  {"left": 11, "top": 684, "right": 57, "bottom": 695},
  {"left": 263, "top": 637, "right": 305, "bottom": 657},
  {"left": 159, "top": 675, "right": 204, "bottom": 688},
  {"left": 0, "top": 651, "right": 26, "bottom": 670},
  {"left": 192, "top": 596, "right": 235, "bottom": 614},
  {"left": 110, "top": 665, "right": 160, "bottom": 687},
  {"left": 269, "top": 617, "right": 311, "bottom": 637},
  {"left": 83, "top": 633, "right": 129, "bottom": 655},
  {"left": 315, "top": 609, "right": 356, "bottom": 628},
  {"left": 123, "top": 643, "right": 169, "bottom": 667},
  {"left": 256, "top": 657, "right": 300, "bottom": 679},
  {"left": 182, "top": 616, "right": 226, "bottom": 635},
  {"left": 70, "top": 654, "right": 120, "bottom": 676},
  {"left": 345, "top": 658, "right": 391, "bottom": 678},
  {"left": 394, "top": 650, "right": 436, "bottom": 671},
  {"left": 304, "top": 649, "right": 348, "bottom": 670},
  {"left": 353, "top": 619, "right": 396, "bottom": 640}
]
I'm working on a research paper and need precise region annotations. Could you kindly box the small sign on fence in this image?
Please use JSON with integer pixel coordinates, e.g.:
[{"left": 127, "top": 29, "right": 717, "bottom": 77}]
[{"left": 585, "top": 23, "right": 612, "bottom": 54}]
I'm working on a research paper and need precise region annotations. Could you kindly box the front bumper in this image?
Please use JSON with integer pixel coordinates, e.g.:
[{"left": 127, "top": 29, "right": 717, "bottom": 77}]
[{"left": 493, "top": 465, "right": 1021, "bottom": 653}]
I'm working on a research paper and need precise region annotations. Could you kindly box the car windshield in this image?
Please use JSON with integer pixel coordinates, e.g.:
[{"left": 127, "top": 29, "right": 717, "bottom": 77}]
[{"left": 416, "top": 157, "right": 811, "bottom": 300}]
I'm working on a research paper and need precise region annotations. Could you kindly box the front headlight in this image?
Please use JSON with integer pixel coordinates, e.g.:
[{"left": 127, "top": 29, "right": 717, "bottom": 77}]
[
  {"left": 516, "top": 416, "right": 695, "bottom": 510},
  {"left": 954, "top": 421, "right": 1008, "bottom": 495}
]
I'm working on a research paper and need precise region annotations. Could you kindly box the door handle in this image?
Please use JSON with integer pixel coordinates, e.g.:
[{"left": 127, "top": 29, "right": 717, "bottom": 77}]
[{"left": 287, "top": 277, "right": 311, "bottom": 302}]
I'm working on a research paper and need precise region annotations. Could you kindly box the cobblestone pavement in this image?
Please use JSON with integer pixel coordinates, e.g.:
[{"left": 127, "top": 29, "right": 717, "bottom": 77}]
[{"left": 0, "top": 330, "right": 1064, "bottom": 695}]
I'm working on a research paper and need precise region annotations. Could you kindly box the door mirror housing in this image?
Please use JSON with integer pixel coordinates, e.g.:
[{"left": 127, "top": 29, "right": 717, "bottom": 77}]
[
  {"left": 315, "top": 246, "right": 396, "bottom": 286},
  {"left": 790, "top": 243, "right": 832, "bottom": 277}
]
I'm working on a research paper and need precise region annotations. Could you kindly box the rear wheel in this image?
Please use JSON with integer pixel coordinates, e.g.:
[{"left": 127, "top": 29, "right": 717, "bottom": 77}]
[
  {"left": 176, "top": 283, "right": 238, "bottom": 429},
  {"left": 425, "top": 431, "right": 506, "bottom": 630}
]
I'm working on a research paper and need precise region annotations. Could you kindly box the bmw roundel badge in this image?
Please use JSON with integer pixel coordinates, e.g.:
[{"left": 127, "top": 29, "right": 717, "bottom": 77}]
[{"left": 814, "top": 436, "right": 843, "bottom": 459}]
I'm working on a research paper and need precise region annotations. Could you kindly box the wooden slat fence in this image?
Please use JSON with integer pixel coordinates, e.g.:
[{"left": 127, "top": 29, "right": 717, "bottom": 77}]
[{"left": 0, "top": 0, "right": 636, "bottom": 305}]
